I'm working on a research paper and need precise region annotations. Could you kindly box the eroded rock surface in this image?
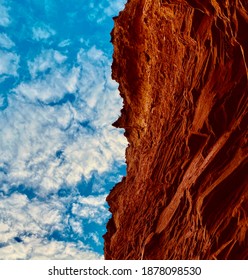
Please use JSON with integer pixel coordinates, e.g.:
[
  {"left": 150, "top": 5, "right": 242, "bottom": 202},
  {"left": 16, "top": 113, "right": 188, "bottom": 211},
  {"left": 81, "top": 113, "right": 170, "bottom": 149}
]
[{"left": 104, "top": 0, "right": 248, "bottom": 259}]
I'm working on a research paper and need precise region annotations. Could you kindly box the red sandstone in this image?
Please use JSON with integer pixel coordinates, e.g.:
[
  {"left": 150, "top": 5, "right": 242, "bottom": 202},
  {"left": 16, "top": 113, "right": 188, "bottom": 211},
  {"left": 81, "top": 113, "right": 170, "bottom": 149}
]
[{"left": 104, "top": 0, "right": 248, "bottom": 259}]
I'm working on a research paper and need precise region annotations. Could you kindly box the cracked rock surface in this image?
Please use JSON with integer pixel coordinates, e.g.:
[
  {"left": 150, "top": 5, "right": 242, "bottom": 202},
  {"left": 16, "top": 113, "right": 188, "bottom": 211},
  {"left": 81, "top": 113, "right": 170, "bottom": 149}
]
[{"left": 104, "top": 0, "right": 248, "bottom": 259}]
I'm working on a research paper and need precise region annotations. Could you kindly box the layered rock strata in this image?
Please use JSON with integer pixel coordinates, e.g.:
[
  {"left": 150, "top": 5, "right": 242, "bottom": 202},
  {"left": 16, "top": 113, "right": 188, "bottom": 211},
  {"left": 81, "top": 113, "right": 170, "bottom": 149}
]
[{"left": 104, "top": 0, "right": 248, "bottom": 259}]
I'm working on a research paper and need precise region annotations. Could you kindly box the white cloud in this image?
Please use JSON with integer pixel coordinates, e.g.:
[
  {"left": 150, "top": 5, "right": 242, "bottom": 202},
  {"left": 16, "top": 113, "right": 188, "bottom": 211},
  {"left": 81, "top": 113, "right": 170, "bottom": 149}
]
[
  {"left": 16, "top": 67, "right": 77, "bottom": 103},
  {"left": 0, "top": 94, "right": 7, "bottom": 108},
  {"left": 32, "top": 24, "right": 56, "bottom": 41},
  {"left": 0, "top": 45, "right": 126, "bottom": 194},
  {"left": 0, "top": 24, "right": 127, "bottom": 258},
  {"left": 0, "top": 50, "right": 19, "bottom": 76},
  {"left": 87, "top": 46, "right": 104, "bottom": 61},
  {"left": 87, "top": 0, "right": 126, "bottom": 23},
  {"left": 0, "top": 238, "right": 102, "bottom": 260},
  {"left": 0, "top": 33, "right": 15, "bottom": 49},
  {"left": 69, "top": 218, "right": 83, "bottom": 235},
  {"left": 78, "top": 194, "right": 107, "bottom": 207},
  {"left": 27, "top": 49, "right": 67, "bottom": 79},
  {"left": 88, "top": 233, "right": 101, "bottom": 246},
  {"left": 0, "top": 1, "right": 11, "bottom": 27},
  {"left": 0, "top": 192, "right": 103, "bottom": 259},
  {"left": 104, "top": 1, "right": 126, "bottom": 17},
  {"left": 72, "top": 195, "right": 110, "bottom": 225},
  {"left": 58, "top": 39, "right": 71, "bottom": 48},
  {"left": 0, "top": 193, "right": 65, "bottom": 244}
]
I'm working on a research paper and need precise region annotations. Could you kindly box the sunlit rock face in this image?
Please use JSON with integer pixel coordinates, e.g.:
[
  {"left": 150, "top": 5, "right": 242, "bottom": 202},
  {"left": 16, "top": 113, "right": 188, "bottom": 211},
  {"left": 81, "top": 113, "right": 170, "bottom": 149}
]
[{"left": 104, "top": 0, "right": 248, "bottom": 260}]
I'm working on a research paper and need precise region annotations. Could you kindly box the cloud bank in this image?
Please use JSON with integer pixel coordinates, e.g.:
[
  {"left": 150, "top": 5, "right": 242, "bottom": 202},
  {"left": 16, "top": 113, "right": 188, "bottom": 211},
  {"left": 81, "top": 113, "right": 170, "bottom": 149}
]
[{"left": 0, "top": 0, "right": 127, "bottom": 259}]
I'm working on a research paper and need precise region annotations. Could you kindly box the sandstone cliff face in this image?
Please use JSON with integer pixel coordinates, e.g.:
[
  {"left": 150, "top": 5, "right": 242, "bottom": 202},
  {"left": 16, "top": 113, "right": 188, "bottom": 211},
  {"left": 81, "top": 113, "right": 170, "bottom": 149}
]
[{"left": 104, "top": 0, "right": 248, "bottom": 259}]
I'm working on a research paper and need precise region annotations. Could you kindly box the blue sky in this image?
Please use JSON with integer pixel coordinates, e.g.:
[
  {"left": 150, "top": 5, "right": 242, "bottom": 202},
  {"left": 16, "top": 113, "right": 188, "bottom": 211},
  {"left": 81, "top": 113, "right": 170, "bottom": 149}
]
[{"left": 0, "top": 0, "right": 127, "bottom": 259}]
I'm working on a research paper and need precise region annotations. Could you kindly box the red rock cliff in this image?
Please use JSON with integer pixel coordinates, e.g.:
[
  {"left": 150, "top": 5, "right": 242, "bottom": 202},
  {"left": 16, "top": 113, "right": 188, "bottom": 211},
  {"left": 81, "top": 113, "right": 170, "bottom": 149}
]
[{"left": 104, "top": 0, "right": 248, "bottom": 259}]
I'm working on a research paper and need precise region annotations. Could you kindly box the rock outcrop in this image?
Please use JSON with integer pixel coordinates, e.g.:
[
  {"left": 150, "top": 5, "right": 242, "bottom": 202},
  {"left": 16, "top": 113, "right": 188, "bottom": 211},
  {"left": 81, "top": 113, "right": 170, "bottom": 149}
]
[{"left": 104, "top": 0, "right": 248, "bottom": 259}]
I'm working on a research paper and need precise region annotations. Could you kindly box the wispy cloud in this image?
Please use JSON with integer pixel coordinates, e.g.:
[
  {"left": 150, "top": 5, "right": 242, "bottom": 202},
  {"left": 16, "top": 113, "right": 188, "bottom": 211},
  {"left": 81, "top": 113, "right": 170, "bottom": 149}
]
[
  {"left": 0, "top": 50, "right": 19, "bottom": 76},
  {"left": 0, "top": 44, "right": 126, "bottom": 195},
  {"left": 0, "top": 193, "right": 64, "bottom": 243},
  {"left": 32, "top": 24, "right": 56, "bottom": 41},
  {"left": 58, "top": 39, "right": 71, "bottom": 48},
  {"left": 27, "top": 49, "right": 67, "bottom": 79},
  {"left": 87, "top": 0, "right": 126, "bottom": 23},
  {"left": 0, "top": 1, "right": 11, "bottom": 27},
  {"left": 104, "top": 1, "right": 126, "bottom": 17},
  {"left": 0, "top": 33, "right": 15, "bottom": 49},
  {"left": 0, "top": 0, "right": 127, "bottom": 259},
  {"left": 72, "top": 195, "right": 110, "bottom": 225},
  {"left": 0, "top": 192, "right": 103, "bottom": 259},
  {"left": 0, "top": 238, "right": 102, "bottom": 260}
]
